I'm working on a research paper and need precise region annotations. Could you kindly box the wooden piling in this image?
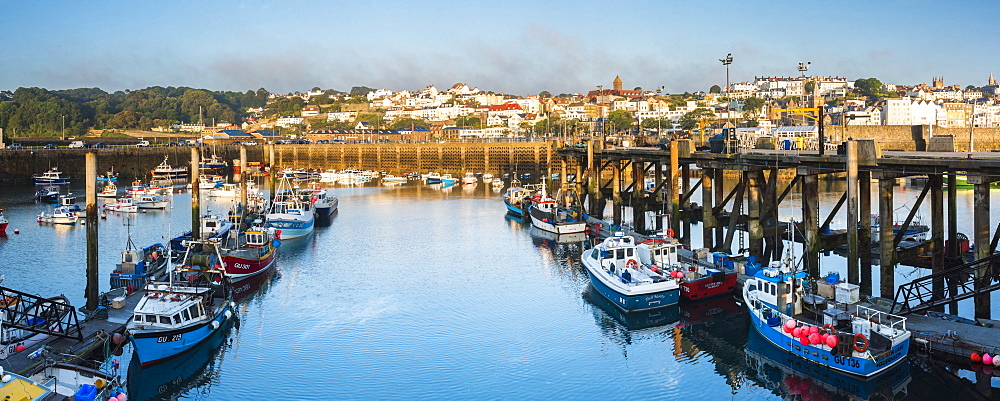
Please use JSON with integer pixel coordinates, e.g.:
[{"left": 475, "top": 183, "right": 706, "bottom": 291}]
[
  {"left": 879, "top": 177, "right": 895, "bottom": 298},
  {"left": 85, "top": 152, "right": 99, "bottom": 311},
  {"left": 191, "top": 148, "right": 201, "bottom": 240},
  {"left": 632, "top": 159, "right": 646, "bottom": 233},
  {"left": 747, "top": 170, "right": 763, "bottom": 258},
  {"left": 859, "top": 170, "right": 872, "bottom": 295},
  {"left": 971, "top": 176, "right": 992, "bottom": 319},
  {"left": 668, "top": 140, "right": 679, "bottom": 234},
  {"left": 612, "top": 160, "right": 622, "bottom": 226},
  {"left": 846, "top": 140, "right": 860, "bottom": 286},
  {"left": 701, "top": 168, "right": 714, "bottom": 250},
  {"left": 714, "top": 167, "right": 725, "bottom": 249},
  {"left": 929, "top": 174, "right": 945, "bottom": 311},
  {"left": 947, "top": 173, "right": 959, "bottom": 314},
  {"left": 240, "top": 145, "right": 248, "bottom": 229},
  {"left": 801, "top": 170, "right": 820, "bottom": 277}
]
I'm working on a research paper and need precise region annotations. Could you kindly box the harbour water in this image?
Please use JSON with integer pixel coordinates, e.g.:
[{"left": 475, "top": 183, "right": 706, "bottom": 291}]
[{"left": 0, "top": 179, "right": 997, "bottom": 399}]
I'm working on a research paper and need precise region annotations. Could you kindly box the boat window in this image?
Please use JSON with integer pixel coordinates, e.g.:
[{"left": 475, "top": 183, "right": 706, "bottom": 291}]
[
  {"left": 133, "top": 314, "right": 143, "bottom": 322},
  {"left": 182, "top": 309, "right": 191, "bottom": 321},
  {"left": 616, "top": 249, "right": 625, "bottom": 259},
  {"left": 626, "top": 248, "right": 633, "bottom": 257},
  {"left": 188, "top": 305, "right": 201, "bottom": 318},
  {"left": 173, "top": 314, "right": 182, "bottom": 325},
  {"left": 159, "top": 316, "right": 171, "bottom": 325},
  {"left": 770, "top": 283, "right": 776, "bottom": 296},
  {"left": 145, "top": 315, "right": 157, "bottom": 323}
]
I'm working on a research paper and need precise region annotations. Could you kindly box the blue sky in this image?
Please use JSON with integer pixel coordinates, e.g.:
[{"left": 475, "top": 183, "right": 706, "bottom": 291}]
[{"left": 2, "top": 0, "right": 996, "bottom": 95}]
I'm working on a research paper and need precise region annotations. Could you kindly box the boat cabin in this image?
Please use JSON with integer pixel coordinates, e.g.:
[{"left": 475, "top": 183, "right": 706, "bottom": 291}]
[
  {"left": 131, "top": 288, "right": 210, "bottom": 331},
  {"left": 747, "top": 267, "right": 808, "bottom": 317},
  {"left": 643, "top": 241, "right": 681, "bottom": 268}
]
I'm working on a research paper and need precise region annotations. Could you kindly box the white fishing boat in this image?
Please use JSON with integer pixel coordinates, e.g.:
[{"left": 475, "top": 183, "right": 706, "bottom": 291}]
[
  {"left": 319, "top": 169, "right": 340, "bottom": 183},
  {"left": 136, "top": 194, "right": 169, "bottom": 209},
  {"left": 581, "top": 232, "right": 681, "bottom": 311},
  {"left": 423, "top": 172, "right": 442, "bottom": 184},
  {"left": 125, "top": 180, "right": 148, "bottom": 197},
  {"left": 265, "top": 176, "right": 315, "bottom": 239},
  {"left": 104, "top": 197, "right": 138, "bottom": 213},
  {"left": 33, "top": 167, "right": 70, "bottom": 185},
  {"left": 491, "top": 178, "right": 504, "bottom": 189},
  {"left": 37, "top": 206, "right": 79, "bottom": 224},
  {"left": 98, "top": 182, "right": 119, "bottom": 198},
  {"left": 210, "top": 183, "right": 241, "bottom": 197},
  {"left": 382, "top": 174, "right": 407, "bottom": 185},
  {"left": 151, "top": 156, "right": 189, "bottom": 179},
  {"left": 483, "top": 173, "right": 493, "bottom": 182},
  {"left": 462, "top": 172, "right": 478, "bottom": 185},
  {"left": 0, "top": 209, "right": 7, "bottom": 232},
  {"left": 528, "top": 183, "right": 586, "bottom": 234},
  {"left": 199, "top": 175, "right": 224, "bottom": 189}
]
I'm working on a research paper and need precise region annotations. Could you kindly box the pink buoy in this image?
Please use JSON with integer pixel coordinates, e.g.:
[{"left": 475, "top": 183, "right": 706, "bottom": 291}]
[
  {"left": 14, "top": 345, "right": 25, "bottom": 352},
  {"left": 785, "top": 320, "right": 796, "bottom": 330},
  {"left": 808, "top": 333, "right": 820, "bottom": 345},
  {"left": 783, "top": 325, "right": 793, "bottom": 334},
  {"left": 112, "top": 333, "right": 124, "bottom": 345},
  {"left": 826, "top": 335, "right": 838, "bottom": 348},
  {"left": 819, "top": 333, "right": 828, "bottom": 344},
  {"left": 799, "top": 336, "right": 809, "bottom": 346},
  {"left": 109, "top": 398, "right": 117, "bottom": 401},
  {"left": 809, "top": 326, "right": 819, "bottom": 335},
  {"left": 793, "top": 327, "right": 802, "bottom": 338},
  {"left": 984, "top": 353, "right": 994, "bottom": 365},
  {"left": 993, "top": 355, "right": 1000, "bottom": 367},
  {"left": 117, "top": 393, "right": 127, "bottom": 401}
]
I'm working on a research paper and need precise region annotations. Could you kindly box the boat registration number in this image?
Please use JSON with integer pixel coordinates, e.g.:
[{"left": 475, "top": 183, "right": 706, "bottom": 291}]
[
  {"left": 833, "top": 355, "right": 860, "bottom": 368},
  {"left": 234, "top": 263, "right": 251, "bottom": 270},
  {"left": 157, "top": 334, "right": 182, "bottom": 343}
]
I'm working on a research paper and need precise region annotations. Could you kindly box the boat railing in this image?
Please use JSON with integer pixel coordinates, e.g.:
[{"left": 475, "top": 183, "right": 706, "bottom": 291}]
[{"left": 855, "top": 304, "right": 907, "bottom": 333}]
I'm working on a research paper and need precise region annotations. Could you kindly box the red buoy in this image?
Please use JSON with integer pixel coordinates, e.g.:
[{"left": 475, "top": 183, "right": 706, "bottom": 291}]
[
  {"left": 826, "top": 335, "right": 838, "bottom": 348},
  {"left": 972, "top": 352, "right": 983, "bottom": 363}
]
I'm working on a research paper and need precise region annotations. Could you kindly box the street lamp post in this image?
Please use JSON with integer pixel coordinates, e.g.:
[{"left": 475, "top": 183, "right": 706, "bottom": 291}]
[
  {"left": 61, "top": 115, "right": 65, "bottom": 140},
  {"left": 719, "top": 53, "right": 733, "bottom": 150}
]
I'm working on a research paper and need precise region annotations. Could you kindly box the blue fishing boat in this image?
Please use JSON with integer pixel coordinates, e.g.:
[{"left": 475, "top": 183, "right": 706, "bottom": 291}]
[
  {"left": 198, "top": 154, "right": 227, "bottom": 171},
  {"left": 35, "top": 186, "right": 61, "bottom": 203},
  {"left": 744, "top": 263, "right": 910, "bottom": 377},
  {"left": 168, "top": 215, "right": 234, "bottom": 253},
  {"left": 109, "top": 231, "right": 168, "bottom": 291},
  {"left": 502, "top": 179, "right": 535, "bottom": 216},
  {"left": 128, "top": 239, "right": 235, "bottom": 367},
  {"left": 580, "top": 232, "right": 681, "bottom": 311},
  {"left": 32, "top": 167, "right": 70, "bottom": 185},
  {"left": 265, "top": 177, "right": 314, "bottom": 239}
]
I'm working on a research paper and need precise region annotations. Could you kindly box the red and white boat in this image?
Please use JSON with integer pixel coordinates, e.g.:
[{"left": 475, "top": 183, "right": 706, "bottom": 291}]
[
  {"left": 222, "top": 226, "right": 280, "bottom": 280},
  {"left": 0, "top": 209, "right": 7, "bottom": 232},
  {"left": 641, "top": 234, "right": 737, "bottom": 301}
]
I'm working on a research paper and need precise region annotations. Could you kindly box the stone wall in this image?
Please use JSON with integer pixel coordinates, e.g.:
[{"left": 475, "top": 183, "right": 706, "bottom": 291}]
[{"left": 838, "top": 125, "right": 1000, "bottom": 152}]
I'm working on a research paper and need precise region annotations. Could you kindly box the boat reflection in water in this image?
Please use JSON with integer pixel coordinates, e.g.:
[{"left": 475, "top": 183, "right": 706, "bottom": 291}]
[
  {"left": 127, "top": 321, "right": 234, "bottom": 401},
  {"left": 529, "top": 226, "right": 587, "bottom": 247},
  {"left": 231, "top": 268, "right": 279, "bottom": 302},
  {"left": 744, "top": 328, "right": 911, "bottom": 401},
  {"left": 584, "top": 285, "right": 680, "bottom": 333}
]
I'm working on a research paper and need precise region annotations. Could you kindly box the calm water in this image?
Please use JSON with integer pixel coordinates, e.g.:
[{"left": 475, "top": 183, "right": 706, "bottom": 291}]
[{"left": 0, "top": 178, "right": 997, "bottom": 400}]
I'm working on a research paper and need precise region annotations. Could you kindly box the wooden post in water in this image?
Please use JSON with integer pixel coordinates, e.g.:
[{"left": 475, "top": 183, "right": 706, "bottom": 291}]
[
  {"left": 929, "top": 174, "right": 945, "bottom": 311},
  {"left": 846, "top": 140, "right": 860, "bottom": 285},
  {"left": 714, "top": 167, "right": 725, "bottom": 249},
  {"left": 85, "top": 152, "right": 99, "bottom": 311},
  {"left": 800, "top": 169, "right": 820, "bottom": 277},
  {"left": 859, "top": 170, "right": 872, "bottom": 296},
  {"left": 971, "top": 175, "right": 992, "bottom": 319},
  {"left": 240, "top": 145, "right": 248, "bottom": 229},
  {"left": 947, "top": 173, "right": 959, "bottom": 314},
  {"left": 668, "top": 140, "right": 679, "bottom": 235},
  {"left": 701, "top": 168, "right": 714, "bottom": 250},
  {"left": 632, "top": 159, "right": 646, "bottom": 233},
  {"left": 878, "top": 176, "right": 895, "bottom": 298},
  {"left": 611, "top": 160, "right": 622, "bottom": 226},
  {"left": 747, "top": 170, "right": 763, "bottom": 258},
  {"left": 191, "top": 148, "right": 201, "bottom": 240}
]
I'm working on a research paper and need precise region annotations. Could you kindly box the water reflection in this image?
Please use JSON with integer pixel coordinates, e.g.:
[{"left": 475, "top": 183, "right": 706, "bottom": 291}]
[
  {"left": 585, "top": 286, "right": 681, "bottom": 332},
  {"left": 744, "top": 328, "right": 911, "bottom": 401},
  {"left": 127, "top": 322, "right": 234, "bottom": 401}
]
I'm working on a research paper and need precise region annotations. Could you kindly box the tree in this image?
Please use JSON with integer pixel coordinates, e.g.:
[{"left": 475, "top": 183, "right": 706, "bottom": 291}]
[
  {"left": 538, "top": 91, "right": 551, "bottom": 98},
  {"left": 804, "top": 81, "right": 816, "bottom": 94},
  {"left": 389, "top": 117, "right": 427, "bottom": 129},
  {"left": 456, "top": 115, "right": 480, "bottom": 127},
  {"left": 634, "top": 87, "right": 642, "bottom": 91},
  {"left": 854, "top": 78, "right": 883, "bottom": 97},
  {"left": 607, "top": 110, "right": 634, "bottom": 133},
  {"left": 640, "top": 117, "right": 673, "bottom": 132},
  {"left": 678, "top": 108, "right": 716, "bottom": 131},
  {"left": 743, "top": 97, "right": 765, "bottom": 120},
  {"left": 349, "top": 86, "right": 375, "bottom": 96},
  {"left": 709, "top": 85, "right": 722, "bottom": 94}
]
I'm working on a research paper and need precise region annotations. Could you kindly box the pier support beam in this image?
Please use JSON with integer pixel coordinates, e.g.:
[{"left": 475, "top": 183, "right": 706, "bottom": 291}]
[
  {"left": 240, "top": 145, "right": 248, "bottom": 229},
  {"left": 747, "top": 170, "right": 764, "bottom": 258},
  {"left": 971, "top": 175, "right": 992, "bottom": 319},
  {"left": 947, "top": 174, "right": 958, "bottom": 314},
  {"left": 859, "top": 170, "right": 872, "bottom": 296},
  {"left": 702, "top": 168, "right": 715, "bottom": 250},
  {"left": 612, "top": 160, "right": 622, "bottom": 226},
  {"left": 191, "top": 148, "right": 201, "bottom": 240},
  {"left": 632, "top": 159, "right": 646, "bottom": 233},
  {"left": 85, "top": 152, "right": 99, "bottom": 312},
  {"left": 846, "top": 140, "right": 860, "bottom": 286},
  {"left": 586, "top": 141, "right": 601, "bottom": 216},
  {"left": 930, "top": 174, "right": 945, "bottom": 311},
  {"left": 879, "top": 176, "right": 895, "bottom": 299},
  {"left": 654, "top": 161, "right": 663, "bottom": 231},
  {"left": 801, "top": 170, "right": 820, "bottom": 277},
  {"left": 668, "top": 140, "right": 679, "bottom": 235},
  {"left": 714, "top": 167, "right": 725, "bottom": 249}
]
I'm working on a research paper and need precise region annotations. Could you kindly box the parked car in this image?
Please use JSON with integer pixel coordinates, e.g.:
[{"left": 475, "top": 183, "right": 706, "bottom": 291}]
[
  {"left": 136, "top": 140, "right": 150, "bottom": 147},
  {"left": 314, "top": 140, "right": 329, "bottom": 144},
  {"left": 7, "top": 143, "right": 23, "bottom": 150},
  {"left": 91, "top": 142, "right": 107, "bottom": 148},
  {"left": 43, "top": 144, "right": 57, "bottom": 149},
  {"left": 165, "top": 142, "right": 178, "bottom": 147},
  {"left": 68, "top": 140, "right": 86, "bottom": 148}
]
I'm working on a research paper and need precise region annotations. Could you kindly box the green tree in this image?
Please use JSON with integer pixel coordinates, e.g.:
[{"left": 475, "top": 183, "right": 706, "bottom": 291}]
[
  {"left": 709, "top": 85, "right": 722, "bottom": 94},
  {"left": 678, "top": 108, "right": 716, "bottom": 131},
  {"left": 538, "top": 91, "right": 551, "bottom": 98},
  {"left": 743, "top": 97, "right": 765, "bottom": 120},
  {"left": 804, "top": 81, "right": 816, "bottom": 94},
  {"left": 456, "top": 115, "right": 481, "bottom": 127},
  {"left": 607, "top": 110, "right": 634, "bottom": 133},
  {"left": 640, "top": 117, "right": 673, "bottom": 132},
  {"left": 389, "top": 117, "right": 427, "bottom": 129},
  {"left": 854, "top": 78, "right": 883, "bottom": 97},
  {"left": 349, "top": 86, "right": 375, "bottom": 96}
]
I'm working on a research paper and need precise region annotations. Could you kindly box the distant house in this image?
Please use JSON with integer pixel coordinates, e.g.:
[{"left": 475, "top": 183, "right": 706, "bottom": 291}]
[
  {"left": 276, "top": 115, "right": 305, "bottom": 127},
  {"left": 178, "top": 123, "right": 206, "bottom": 132},
  {"left": 327, "top": 111, "right": 359, "bottom": 122},
  {"left": 301, "top": 106, "right": 320, "bottom": 117}
]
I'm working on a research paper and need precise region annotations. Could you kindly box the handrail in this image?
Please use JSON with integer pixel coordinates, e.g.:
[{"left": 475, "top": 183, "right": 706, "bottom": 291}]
[{"left": 891, "top": 253, "right": 1000, "bottom": 315}]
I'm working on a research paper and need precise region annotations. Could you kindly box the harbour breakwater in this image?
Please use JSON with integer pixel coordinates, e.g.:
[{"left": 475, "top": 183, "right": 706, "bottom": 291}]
[{"left": 0, "top": 142, "right": 564, "bottom": 184}]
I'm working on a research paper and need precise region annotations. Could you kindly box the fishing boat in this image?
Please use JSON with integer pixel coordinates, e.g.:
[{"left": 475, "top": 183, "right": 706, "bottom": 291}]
[
  {"left": 35, "top": 186, "right": 61, "bottom": 203},
  {"left": 96, "top": 168, "right": 119, "bottom": 182},
  {"left": 319, "top": 169, "right": 340, "bottom": 183},
  {"left": 528, "top": 184, "right": 586, "bottom": 234},
  {"left": 222, "top": 226, "right": 280, "bottom": 280},
  {"left": 32, "top": 167, "right": 70, "bottom": 185},
  {"left": 136, "top": 194, "right": 169, "bottom": 209},
  {"left": 109, "top": 232, "right": 168, "bottom": 292},
  {"left": 31, "top": 362, "right": 127, "bottom": 401},
  {"left": 483, "top": 173, "right": 493, "bottom": 182},
  {"left": 169, "top": 215, "right": 234, "bottom": 253},
  {"left": 199, "top": 154, "right": 227, "bottom": 171},
  {"left": 98, "top": 182, "right": 119, "bottom": 198},
  {"left": 581, "top": 232, "right": 681, "bottom": 311},
  {"left": 198, "top": 175, "right": 224, "bottom": 189},
  {"left": 209, "top": 183, "right": 241, "bottom": 197},
  {"left": 502, "top": 179, "right": 536, "bottom": 216},
  {"left": 0, "top": 209, "right": 7, "bottom": 232},
  {"left": 299, "top": 184, "right": 338, "bottom": 219},
  {"left": 265, "top": 177, "right": 315, "bottom": 239},
  {"left": 642, "top": 235, "right": 738, "bottom": 301},
  {"left": 440, "top": 174, "right": 458, "bottom": 185},
  {"left": 743, "top": 260, "right": 910, "bottom": 377},
  {"left": 423, "top": 172, "right": 442, "bottom": 184},
  {"left": 152, "top": 156, "right": 189, "bottom": 179},
  {"left": 491, "top": 178, "right": 504, "bottom": 189},
  {"left": 462, "top": 172, "right": 478, "bottom": 185},
  {"left": 869, "top": 214, "right": 930, "bottom": 243},
  {"left": 128, "top": 239, "right": 235, "bottom": 367},
  {"left": 125, "top": 180, "right": 148, "bottom": 197},
  {"left": 57, "top": 193, "right": 84, "bottom": 217},
  {"left": 103, "top": 197, "right": 137, "bottom": 213},
  {"left": 382, "top": 174, "right": 407, "bottom": 185},
  {"left": 37, "top": 206, "right": 79, "bottom": 224}
]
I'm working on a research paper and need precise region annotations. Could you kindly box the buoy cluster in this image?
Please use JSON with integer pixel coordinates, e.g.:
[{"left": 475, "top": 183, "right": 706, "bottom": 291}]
[
  {"left": 783, "top": 319, "right": 838, "bottom": 348},
  {"left": 970, "top": 351, "right": 1000, "bottom": 375}
]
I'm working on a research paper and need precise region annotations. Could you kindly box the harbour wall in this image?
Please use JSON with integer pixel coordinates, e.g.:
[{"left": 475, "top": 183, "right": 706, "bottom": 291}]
[{"left": 836, "top": 125, "right": 1000, "bottom": 151}]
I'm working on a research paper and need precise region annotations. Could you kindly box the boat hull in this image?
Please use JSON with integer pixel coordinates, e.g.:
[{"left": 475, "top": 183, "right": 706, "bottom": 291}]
[
  {"left": 504, "top": 198, "right": 525, "bottom": 216},
  {"left": 584, "top": 261, "right": 679, "bottom": 311},
  {"left": 529, "top": 211, "right": 586, "bottom": 234},
  {"left": 33, "top": 178, "right": 70, "bottom": 185},
  {"left": 223, "top": 247, "right": 276, "bottom": 280},
  {"left": 131, "top": 303, "right": 233, "bottom": 367},
  {"left": 748, "top": 306, "right": 909, "bottom": 377},
  {"left": 265, "top": 216, "right": 314, "bottom": 239},
  {"left": 680, "top": 272, "right": 737, "bottom": 301}
]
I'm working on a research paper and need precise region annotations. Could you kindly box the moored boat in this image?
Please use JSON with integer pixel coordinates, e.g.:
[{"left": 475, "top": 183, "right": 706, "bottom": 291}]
[
  {"left": 152, "top": 156, "right": 189, "bottom": 179},
  {"left": 581, "top": 232, "right": 681, "bottom": 311},
  {"left": 502, "top": 179, "right": 535, "bottom": 216},
  {"left": 440, "top": 174, "right": 458, "bottom": 185},
  {"left": 198, "top": 175, "right": 225, "bottom": 189},
  {"left": 528, "top": 184, "right": 586, "bottom": 234},
  {"left": 209, "top": 183, "right": 241, "bottom": 197},
  {"left": 382, "top": 174, "right": 408, "bottom": 185},
  {"left": 98, "top": 182, "right": 119, "bottom": 198},
  {"left": 199, "top": 154, "right": 227, "bottom": 171},
  {"left": 169, "top": 215, "right": 234, "bottom": 253},
  {"left": 265, "top": 177, "right": 315, "bottom": 239},
  {"left": 222, "top": 226, "right": 280, "bottom": 280},
  {"left": 136, "top": 194, "right": 169, "bottom": 209},
  {"left": 424, "top": 172, "right": 442, "bottom": 184},
  {"left": 744, "top": 262, "right": 910, "bottom": 377},
  {"left": 0, "top": 209, "right": 7, "bottom": 232},
  {"left": 36, "top": 186, "right": 61, "bottom": 203},
  {"left": 299, "top": 184, "right": 338, "bottom": 219},
  {"left": 37, "top": 206, "right": 79, "bottom": 224},
  {"left": 125, "top": 180, "right": 148, "bottom": 197},
  {"left": 109, "top": 233, "right": 168, "bottom": 291},
  {"left": 103, "top": 197, "right": 137, "bottom": 213},
  {"left": 642, "top": 235, "right": 738, "bottom": 301},
  {"left": 33, "top": 167, "right": 70, "bottom": 185},
  {"left": 462, "top": 172, "right": 478, "bottom": 185}
]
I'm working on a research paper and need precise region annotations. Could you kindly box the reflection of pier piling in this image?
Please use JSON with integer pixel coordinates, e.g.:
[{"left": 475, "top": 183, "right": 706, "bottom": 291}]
[{"left": 559, "top": 140, "right": 1000, "bottom": 319}]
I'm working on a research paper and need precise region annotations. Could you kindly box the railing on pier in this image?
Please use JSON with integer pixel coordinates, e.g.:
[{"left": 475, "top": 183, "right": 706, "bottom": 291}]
[
  {"left": 0, "top": 286, "right": 83, "bottom": 341},
  {"left": 891, "top": 253, "right": 1000, "bottom": 315}
]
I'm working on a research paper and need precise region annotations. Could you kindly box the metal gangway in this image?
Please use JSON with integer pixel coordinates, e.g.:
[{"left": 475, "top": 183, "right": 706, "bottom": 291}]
[
  {"left": 0, "top": 286, "right": 83, "bottom": 341},
  {"left": 891, "top": 253, "right": 1000, "bottom": 315}
]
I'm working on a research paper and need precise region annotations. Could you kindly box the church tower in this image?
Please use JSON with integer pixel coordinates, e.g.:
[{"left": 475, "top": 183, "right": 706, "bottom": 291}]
[
  {"left": 932, "top": 76, "right": 944, "bottom": 89},
  {"left": 613, "top": 76, "right": 623, "bottom": 92},
  {"left": 989, "top": 73, "right": 996, "bottom": 86}
]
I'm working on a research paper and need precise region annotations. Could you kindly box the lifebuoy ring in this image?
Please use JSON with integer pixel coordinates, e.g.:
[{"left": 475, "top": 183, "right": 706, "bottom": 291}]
[
  {"left": 626, "top": 259, "right": 639, "bottom": 269},
  {"left": 822, "top": 323, "right": 837, "bottom": 336},
  {"left": 666, "top": 229, "right": 675, "bottom": 238},
  {"left": 853, "top": 334, "right": 868, "bottom": 353}
]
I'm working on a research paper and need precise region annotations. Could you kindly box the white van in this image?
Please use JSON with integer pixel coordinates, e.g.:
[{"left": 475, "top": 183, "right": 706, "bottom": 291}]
[
  {"left": 136, "top": 140, "right": 150, "bottom": 147},
  {"left": 68, "top": 141, "right": 85, "bottom": 148}
]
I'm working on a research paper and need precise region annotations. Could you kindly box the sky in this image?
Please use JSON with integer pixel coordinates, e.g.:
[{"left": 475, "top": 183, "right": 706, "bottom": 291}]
[{"left": 2, "top": 0, "right": 997, "bottom": 96}]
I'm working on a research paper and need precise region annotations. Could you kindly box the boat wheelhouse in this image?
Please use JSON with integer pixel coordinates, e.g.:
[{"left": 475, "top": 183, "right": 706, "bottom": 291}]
[{"left": 581, "top": 233, "right": 681, "bottom": 311}]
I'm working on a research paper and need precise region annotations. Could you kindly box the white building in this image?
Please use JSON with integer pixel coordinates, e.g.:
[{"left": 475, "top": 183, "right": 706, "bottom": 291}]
[
  {"left": 276, "top": 115, "right": 305, "bottom": 127},
  {"left": 327, "top": 111, "right": 359, "bottom": 122},
  {"left": 882, "top": 98, "right": 939, "bottom": 125}
]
